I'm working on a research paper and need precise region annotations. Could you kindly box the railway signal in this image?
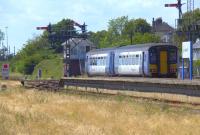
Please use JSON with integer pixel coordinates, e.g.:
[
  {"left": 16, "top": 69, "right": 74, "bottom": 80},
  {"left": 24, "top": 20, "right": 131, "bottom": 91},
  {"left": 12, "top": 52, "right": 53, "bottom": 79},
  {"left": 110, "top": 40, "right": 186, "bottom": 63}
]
[
  {"left": 36, "top": 23, "right": 52, "bottom": 33},
  {"left": 36, "top": 20, "right": 88, "bottom": 77},
  {"left": 165, "top": 0, "right": 185, "bottom": 19}
]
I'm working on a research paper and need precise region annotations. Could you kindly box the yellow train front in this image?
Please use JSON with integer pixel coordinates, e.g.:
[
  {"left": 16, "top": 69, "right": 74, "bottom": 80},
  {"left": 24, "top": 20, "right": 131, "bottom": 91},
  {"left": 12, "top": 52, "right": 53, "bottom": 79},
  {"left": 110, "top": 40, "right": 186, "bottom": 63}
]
[{"left": 147, "top": 45, "right": 178, "bottom": 77}]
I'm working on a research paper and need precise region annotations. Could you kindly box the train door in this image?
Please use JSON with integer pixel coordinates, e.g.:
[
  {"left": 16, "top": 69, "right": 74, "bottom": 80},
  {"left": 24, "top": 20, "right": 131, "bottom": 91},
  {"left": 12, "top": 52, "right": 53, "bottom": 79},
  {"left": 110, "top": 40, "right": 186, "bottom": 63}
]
[
  {"left": 109, "top": 52, "right": 115, "bottom": 75},
  {"left": 159, "top": 51, "right": 168, "bottom": 75}
]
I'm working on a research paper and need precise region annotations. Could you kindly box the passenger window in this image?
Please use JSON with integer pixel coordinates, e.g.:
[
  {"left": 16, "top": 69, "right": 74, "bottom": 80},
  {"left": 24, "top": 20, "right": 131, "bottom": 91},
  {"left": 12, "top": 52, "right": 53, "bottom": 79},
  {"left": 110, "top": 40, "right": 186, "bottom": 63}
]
[
  {"left": 118, "top": 56, "right": 121, "bottom": 65},
  {"left": 103, "top": 57, "right": 106, "bottom": 65},
  {"left": 132, "top": 55, "right": 135, "bottom": 65},
  {"left": 123, "top": 56, "right": 126, "bottom": 65}
]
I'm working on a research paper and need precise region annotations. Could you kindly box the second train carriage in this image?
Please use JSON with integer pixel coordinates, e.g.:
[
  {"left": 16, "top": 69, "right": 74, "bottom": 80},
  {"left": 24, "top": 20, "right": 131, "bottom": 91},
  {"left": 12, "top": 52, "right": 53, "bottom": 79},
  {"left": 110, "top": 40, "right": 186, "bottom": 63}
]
[
  {"left": 85, "top": 43, "right": 178, "bottom": 77},
  {"left": 85, "top": 48, "right": 116, "bottom": 76}
]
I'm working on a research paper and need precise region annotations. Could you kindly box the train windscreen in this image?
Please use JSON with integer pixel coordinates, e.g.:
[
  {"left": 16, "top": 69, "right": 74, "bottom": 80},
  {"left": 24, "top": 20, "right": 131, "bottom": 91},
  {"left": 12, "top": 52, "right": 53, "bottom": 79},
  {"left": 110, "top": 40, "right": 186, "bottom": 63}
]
[
  {"left": 149, "top": 49, "right": 157, "bottom": 64},
  {"left": 169, "top": 48, "right": 177, "bottom": 64}
]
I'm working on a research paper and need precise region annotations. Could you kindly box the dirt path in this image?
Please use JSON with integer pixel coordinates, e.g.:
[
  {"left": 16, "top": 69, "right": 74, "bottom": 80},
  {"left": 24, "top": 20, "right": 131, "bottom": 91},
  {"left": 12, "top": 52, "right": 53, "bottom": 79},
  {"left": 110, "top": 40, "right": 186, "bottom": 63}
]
[{"left": 0, "top": 80, "right": 21, "bottom": 89}]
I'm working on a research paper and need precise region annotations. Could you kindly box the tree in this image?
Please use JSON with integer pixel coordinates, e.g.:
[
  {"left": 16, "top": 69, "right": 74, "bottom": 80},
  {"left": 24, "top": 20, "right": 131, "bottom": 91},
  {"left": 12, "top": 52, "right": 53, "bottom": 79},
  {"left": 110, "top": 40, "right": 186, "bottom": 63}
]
[
  {"left": 108, "top": 16, "right": 128, "bottom": 36},
  {"left": 48, "top": 19, "right": 76, "bottom": 53},
  {"left": 124, "top": 19, "right": 135, "bottom": 44},
  {"left": 133, "top": 18, "right": 151, "bottom": 34},
  {"left": 89, "top": 30, "right": 108, "bottom": 48},
  {"left": 89, "top": 16, "right": 159, "bottom": 48},
  {"left": 177, "top": 8, "right": 200, "bottom": 44},
  {"left": 124, "top": 18, "right": 152, "bottom": 44},
  {"left": 132, "top": 33, "right": 160, "bottom": 44}
]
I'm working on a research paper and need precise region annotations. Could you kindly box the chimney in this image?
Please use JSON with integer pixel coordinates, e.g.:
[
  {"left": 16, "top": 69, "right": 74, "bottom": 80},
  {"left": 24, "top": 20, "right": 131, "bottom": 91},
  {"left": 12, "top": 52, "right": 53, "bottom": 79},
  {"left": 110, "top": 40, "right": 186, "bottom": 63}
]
[{"left": 152, "top": 18, "right": 155, "bottom": 32}]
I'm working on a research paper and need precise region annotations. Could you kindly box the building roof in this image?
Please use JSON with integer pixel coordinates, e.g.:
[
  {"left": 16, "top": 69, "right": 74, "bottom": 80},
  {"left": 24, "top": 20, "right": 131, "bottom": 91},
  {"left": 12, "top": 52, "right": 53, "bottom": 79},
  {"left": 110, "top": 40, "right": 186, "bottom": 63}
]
[
  {"left": 62, "top": 38, "right": 96, "bottom": 48},
  {"left": 153, "top": 18, "right": 174, "bottom": 33}
]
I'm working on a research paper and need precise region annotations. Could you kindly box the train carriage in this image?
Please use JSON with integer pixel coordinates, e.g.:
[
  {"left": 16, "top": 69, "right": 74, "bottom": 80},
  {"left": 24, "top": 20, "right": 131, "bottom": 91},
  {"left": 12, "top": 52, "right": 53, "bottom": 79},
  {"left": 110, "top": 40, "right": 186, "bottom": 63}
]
[
  {"left": 85, "top": 48, "right": 116, "bottom": 76},
  {"left": 114, "top": 43, "right": 178, "bottom": 77},
  {"left": 85, "top": 43, "right": 178, "bottom": 77}
]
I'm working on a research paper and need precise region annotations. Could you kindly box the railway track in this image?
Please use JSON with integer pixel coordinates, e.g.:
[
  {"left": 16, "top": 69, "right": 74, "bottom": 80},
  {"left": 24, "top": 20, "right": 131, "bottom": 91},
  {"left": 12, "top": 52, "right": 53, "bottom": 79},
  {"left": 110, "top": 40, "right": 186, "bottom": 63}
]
[
  {"left": 21, "top": 80, "right": 60, "bottom": 91},
  {"left": 21, "top": 77, "right": 200, "bottom": 105}
]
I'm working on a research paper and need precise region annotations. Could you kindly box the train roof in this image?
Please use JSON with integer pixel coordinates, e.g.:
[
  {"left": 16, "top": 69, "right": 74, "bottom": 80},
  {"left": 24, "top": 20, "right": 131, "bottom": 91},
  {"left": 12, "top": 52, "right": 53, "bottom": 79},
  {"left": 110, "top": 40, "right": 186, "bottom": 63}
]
[{"left": 87, "top": 43, "right": 176, "bottom": 54}]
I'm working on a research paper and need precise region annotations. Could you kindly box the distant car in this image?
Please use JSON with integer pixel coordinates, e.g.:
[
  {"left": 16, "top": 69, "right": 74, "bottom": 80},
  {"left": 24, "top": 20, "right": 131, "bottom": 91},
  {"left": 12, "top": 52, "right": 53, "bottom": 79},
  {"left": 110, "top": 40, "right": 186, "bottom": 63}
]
[{"left": 85, "top": 43, "right": 178, "bottom": 77}]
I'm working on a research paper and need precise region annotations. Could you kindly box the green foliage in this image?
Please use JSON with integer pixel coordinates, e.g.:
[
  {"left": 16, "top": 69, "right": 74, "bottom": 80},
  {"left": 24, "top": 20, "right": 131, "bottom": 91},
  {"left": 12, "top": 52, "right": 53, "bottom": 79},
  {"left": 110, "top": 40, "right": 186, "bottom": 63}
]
[
  {"left": 194, "top": 60, "right": 200, "bottom": 66},
  {"left": 132, "top": 33, "right": 160, "bottom": 44},
  {"left": 49, "top": 19, "right": 75, "bottom": 53},
  {"left": 31, "top": 57, "right": 63, "bottom": 79},
  {"left": 10, "top": 19, "right": 74, "bottom": 75},
  {"left": 10, "top": 36, "right": 56, "bottom": 74},
  {"left": 90, "top": 16, "right": 160, "bottom": 48},
  {"left": 175, "top": 8, "right": 200, "bottom": 45},
  {"left": 132, "top": 18, "right": 151, "bottom": 34},
  {"left": 108, "top": 16, "right": 128, "bottom": 36},
  {"left": 10, "top": 16, "right": 160, "bottom": 76}
]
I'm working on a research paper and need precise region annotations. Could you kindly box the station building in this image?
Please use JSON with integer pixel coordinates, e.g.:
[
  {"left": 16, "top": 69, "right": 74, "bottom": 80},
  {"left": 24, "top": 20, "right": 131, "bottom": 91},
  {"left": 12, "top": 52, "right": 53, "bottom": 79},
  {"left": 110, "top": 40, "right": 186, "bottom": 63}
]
[
  {"left": 152, "top": 17, "right": 175, "bottom": 43},
  {"left": 62, "top": 38, "right": 96, "bottom": 76},
  {"left": 193, "top": 39, "right": 200, "bottom": 60},
  {"left": 193, "top": 39, "right": 200, "bottom": 76}
]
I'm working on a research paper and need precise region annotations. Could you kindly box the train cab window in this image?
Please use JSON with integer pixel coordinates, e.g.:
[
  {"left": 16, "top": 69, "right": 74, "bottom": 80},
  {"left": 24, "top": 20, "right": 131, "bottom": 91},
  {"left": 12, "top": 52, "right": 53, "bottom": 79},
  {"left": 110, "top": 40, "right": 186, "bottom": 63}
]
[
  {"left": 149, "top": 51, "right": 157, "bottom": 64},
  {"left": 169, "top": 49, "right": 177, "bottom": 63}
]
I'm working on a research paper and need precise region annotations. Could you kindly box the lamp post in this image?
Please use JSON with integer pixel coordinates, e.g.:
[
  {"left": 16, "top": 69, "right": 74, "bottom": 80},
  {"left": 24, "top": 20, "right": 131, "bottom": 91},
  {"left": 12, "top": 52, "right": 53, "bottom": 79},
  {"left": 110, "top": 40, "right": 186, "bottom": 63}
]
[{"left": 5, "top": 26, "right": 9, "bottom": 56}]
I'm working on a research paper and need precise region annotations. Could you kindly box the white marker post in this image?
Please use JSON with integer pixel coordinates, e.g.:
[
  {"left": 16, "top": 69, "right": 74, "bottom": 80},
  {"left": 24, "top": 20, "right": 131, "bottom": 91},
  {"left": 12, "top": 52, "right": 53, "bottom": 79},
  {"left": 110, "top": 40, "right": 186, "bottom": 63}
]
[{"left": 182, "top": 41, "right": 193, "bottom": 80}]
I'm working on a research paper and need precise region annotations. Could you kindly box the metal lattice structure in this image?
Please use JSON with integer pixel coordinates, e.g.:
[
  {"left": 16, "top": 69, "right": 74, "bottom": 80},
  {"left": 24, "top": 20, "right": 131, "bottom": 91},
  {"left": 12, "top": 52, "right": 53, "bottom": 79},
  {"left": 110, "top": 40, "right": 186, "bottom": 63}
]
[
  {"left": 37, "top": 20, "right": 88, "bottom": 77},
  {"left": 187, "top": 0, "right": 194, "bottom": 12},
  {"left": 165, "top": 0, "right": 184, "bottom": 19}
]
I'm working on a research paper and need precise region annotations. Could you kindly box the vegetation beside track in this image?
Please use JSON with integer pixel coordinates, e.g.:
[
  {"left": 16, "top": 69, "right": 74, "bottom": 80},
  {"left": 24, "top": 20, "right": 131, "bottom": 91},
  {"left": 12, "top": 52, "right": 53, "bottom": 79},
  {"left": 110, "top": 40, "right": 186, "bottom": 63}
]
[
  {"left": 31, "top": 57, "right": 63, "bottom": 79},
  {"left": 0, "top": 80, "right": 200, "bottom": 135}
]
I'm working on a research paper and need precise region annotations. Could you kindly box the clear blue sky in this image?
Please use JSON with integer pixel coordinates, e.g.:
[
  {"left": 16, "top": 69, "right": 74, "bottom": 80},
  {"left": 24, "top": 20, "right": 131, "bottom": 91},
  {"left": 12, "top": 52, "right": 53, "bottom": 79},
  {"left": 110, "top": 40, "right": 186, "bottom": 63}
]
[{"left": 0, "top": 0, "right": 199, "bottom": 53}]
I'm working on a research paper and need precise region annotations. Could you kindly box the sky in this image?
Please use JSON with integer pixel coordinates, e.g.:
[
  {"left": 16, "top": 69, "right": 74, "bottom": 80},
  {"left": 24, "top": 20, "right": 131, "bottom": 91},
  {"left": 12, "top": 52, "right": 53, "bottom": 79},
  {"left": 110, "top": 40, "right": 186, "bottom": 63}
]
[{"left": 0, "top": 0, "right": 199, "bottom": 53}]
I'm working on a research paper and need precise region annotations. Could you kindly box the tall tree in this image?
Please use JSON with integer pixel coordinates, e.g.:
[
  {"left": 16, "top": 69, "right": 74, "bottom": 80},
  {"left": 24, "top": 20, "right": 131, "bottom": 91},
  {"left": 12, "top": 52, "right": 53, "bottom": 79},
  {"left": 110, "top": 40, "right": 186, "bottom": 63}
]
[
  {"left": 124, "top": 19, "right": 135, "bottom": 44},
  {"left": 133, "top": 18, "right": 151, "bottom": 34},
  {"left": 108, "top": 16, "right": 128, "bottom": 36},
  {"left": 124, "top": 18, "right": 152, "bottom": 44},
  {"left": 178, "top": 8, "right": 200, "bottom": 43},
  {"left": 48, "top": 19, "right": 76, "bottom": 53}
]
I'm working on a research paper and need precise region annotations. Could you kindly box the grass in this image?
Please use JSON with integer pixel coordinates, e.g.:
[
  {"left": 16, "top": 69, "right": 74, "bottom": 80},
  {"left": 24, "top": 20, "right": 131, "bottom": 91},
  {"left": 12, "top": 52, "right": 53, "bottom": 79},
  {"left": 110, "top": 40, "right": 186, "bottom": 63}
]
[
  {"left": 31, "top": 57, "right": 63, "bottom": 79},
  {"left": 0, "top": 80, "right": 200, "bottom": 135}
]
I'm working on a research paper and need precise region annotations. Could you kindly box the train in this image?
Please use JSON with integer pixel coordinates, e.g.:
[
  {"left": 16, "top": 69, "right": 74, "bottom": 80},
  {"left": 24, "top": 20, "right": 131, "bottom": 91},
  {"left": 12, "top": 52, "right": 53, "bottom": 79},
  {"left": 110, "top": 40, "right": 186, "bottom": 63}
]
[{"left": 85, "top": 43, "right": 178, "bottom": 77}]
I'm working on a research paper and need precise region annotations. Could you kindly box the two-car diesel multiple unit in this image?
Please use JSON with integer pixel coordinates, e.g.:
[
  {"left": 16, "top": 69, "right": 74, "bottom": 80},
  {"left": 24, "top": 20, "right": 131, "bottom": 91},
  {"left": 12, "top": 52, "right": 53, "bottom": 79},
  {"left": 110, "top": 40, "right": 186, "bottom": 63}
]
[{"left": 85, "top": 43, "right": 178, "bottom": 77}]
